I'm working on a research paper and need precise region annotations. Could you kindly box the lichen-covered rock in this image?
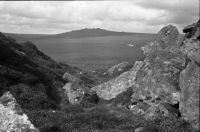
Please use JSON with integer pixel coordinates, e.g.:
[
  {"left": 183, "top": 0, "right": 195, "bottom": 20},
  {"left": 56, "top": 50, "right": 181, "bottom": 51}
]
[
  {"left": 179, "top": 62, "right": 200, "bottom": 130},
  {"left": 141, "top": 25, "right": 181, "bottom": 56},
  {"left": 63, "top": 83, "right": 84, "bottom": 104},
  {"left": 181, "top": 39, "right": 200, "bottom": 64},
  {"left": 0, "top": 91, "right": 39, "bottom": 132},
  {"left": 92, "top": 61, "right": 143, "bottom": 100},
  {"left": 157, "top": 25, "right": 180, "bottom": 49},
  {"left": 144, "top": 103, "right": 180, "bottom": 121},
  {"left": 107, "top": 61, "right": 132, "bottom": 77},
  {"left": 141, "top": 40, "right": 162, "bottom": 56},
  {"left": 129, "top": 24, "right": 187, "bottom": 122}
]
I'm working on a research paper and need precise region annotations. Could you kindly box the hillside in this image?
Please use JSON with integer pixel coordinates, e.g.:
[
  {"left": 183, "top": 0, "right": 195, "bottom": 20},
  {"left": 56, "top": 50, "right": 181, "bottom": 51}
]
[
  {"left": 5, "top": 28, "right": 153, "bottom": 41},
  {"left": 0, "top": 32, "right": 146, "bottom": 132}
]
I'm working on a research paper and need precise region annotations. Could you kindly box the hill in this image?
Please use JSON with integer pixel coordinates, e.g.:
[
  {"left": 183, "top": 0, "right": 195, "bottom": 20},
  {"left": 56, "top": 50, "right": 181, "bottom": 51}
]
[
  {"left": 46, "top": 28, "right": 151, "bottom": 39},
  {"left": 4, "top": 28, "right": 152, "bottom": 41}
]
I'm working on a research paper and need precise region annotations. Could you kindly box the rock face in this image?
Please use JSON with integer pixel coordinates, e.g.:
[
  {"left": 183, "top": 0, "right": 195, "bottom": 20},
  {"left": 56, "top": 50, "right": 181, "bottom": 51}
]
[
  {"left": 63, "top": 83, "right": 84, "bottom": 104},
  {"left": 0, "top": 91, "right": 39, "bottom": 132},
  {"left": 131, "top": 24, "right": 184, "bottom": 106},
  {"left": 179, "top": 20, "right": 200, "bottom": 130},
  {"left": 179, "top": 62, "right": 200, "bottom": 130},
  {"left": 107, "top": 61, "right": 132, "bottom": 77},
  {"left": 92, "top": 61, "right": 143, "bottom": 100}
]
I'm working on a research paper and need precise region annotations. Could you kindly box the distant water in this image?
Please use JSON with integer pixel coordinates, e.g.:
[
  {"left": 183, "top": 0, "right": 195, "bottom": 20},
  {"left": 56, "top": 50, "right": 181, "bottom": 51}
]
[{"left": 32, "top": 35, "right": 155, "bottom": 68}]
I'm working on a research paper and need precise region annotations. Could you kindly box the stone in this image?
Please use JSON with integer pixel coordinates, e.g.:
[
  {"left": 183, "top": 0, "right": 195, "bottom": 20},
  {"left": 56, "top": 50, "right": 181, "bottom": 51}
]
[
  {"left": 181, "top": 20, "right": 200, "bottom": 64},
  {"left": 0, "top": 91, "right": 39, "bottom": 132},
  {"left": 63, "top": 83, "right": 84, "bottom": 104},
  {"left": 132, "top": 50, "right": 185, "bottom": 105},
  {"left": 183, "top": 23, "right": 196, "bottom": 34},
  {"left": 107, "top": 61, "right": 132, "bottom": 77},
  {"left": 183, "top": 20, "right": 200, "bottom": 39},
  {"left": 157, "top": 25, "right": 179, "bottom": 49},
  {"left": 63, "top": 72, "right": 81, "bottom": 83},
  {"left": 92, "top": 61, "right": 143, "bottom": 100},
  {"left": 128, "top": 105, "right": 145, "bottom": 115},
  {"left": 181, "top": 39, "right": 200, "bottom": 64},
  {"left": 144, "top": 103, "right": 179, "bottom": 121},
  {"left": 135, "top": 127, "right": 143, "bottom": 132},
  {"left": 179, "top": 62, "right": 200, "bottom": 130}
]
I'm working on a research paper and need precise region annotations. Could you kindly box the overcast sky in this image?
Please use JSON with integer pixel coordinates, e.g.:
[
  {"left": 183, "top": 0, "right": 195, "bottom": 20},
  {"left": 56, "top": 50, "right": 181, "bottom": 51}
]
[{"left": 0, "top": 0, "right": 199, "bottom": 34}]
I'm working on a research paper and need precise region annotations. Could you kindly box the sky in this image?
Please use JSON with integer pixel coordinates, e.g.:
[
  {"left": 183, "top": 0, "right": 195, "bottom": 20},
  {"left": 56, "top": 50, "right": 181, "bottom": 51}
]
[{"left": 0, "top": 0, "right": 199, "bottom": 34}]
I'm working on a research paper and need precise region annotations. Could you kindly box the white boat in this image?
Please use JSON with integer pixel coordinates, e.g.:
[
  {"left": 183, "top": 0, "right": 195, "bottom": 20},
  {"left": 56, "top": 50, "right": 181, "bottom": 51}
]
[{"left": 128, "top": 42, "right": 135, "bottom": 47}]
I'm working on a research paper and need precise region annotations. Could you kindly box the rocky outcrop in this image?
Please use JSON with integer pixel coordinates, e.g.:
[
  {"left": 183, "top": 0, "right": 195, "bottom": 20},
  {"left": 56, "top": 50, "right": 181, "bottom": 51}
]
[
  {"left": 181, "top": 20, "right": 200, "bottom": 64},
  {"left": 179, "top": 20, "right": 200, "bottom": 130},
  {"left": 92, "top": 61, "right": 143, "bottom": 100},
  {"left": 129, "top": 20, "right": 200, "bottom": 130},
  {"left": 131, "top": 24, "right": 184, "bottom": 107},
  {"left": 107, "top": 61, "right": 132, "bottom": 77},
  {"left": 0, "top": 91, "right": 39, "bottom": 132},
  {"left": 179, "top": 62, "right": 200, "bottom": 130}
]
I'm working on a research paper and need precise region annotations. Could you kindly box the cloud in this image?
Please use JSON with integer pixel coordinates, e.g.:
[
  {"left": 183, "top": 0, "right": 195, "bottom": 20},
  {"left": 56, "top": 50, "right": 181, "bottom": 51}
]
[{"left": 0, "top": 1, "right": 199, "bottom": 34}]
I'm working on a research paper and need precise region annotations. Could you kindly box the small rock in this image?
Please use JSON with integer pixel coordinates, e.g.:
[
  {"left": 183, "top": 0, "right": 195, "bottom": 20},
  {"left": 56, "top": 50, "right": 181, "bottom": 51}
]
[
  {"left": 135, "top": 127, "right": 143, "bottom": 132},
  {"left": 63, "top": 72, "right": 81, "bottom": 83},
  {"left": 183, "top": 23, "right": 196, "bottom": 33}
]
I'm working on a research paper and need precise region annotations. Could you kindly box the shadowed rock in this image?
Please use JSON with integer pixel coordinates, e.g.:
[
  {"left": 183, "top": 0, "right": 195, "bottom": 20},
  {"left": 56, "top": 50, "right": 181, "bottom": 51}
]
[
  {"left": 179, "top": 62, "right": 199, "bottom": 130},
  {"left": 179, "top": 20, "right": 200, "bottom": 130},
  {"left": 181, "top": 20, "right": 200, "bottom": 64}
]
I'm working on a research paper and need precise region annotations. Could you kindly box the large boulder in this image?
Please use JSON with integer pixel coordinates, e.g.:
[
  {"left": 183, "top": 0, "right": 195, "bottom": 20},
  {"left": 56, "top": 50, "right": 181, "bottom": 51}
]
[
  {"left": 132, "top": 20, "right": 200, "bottom": 130},
  {"left": 183, "top": 20, "right": 199, "bottom": 39},
  {"left": 131, "top": 24, "right": 185, "bottom": 105},
  {"left": 132, "top": 50, "right": 185, "bottom": 105},
  {"left": 63, "top": 83, "right": 84, "bottom": 104},
  {"left": 92, "top": 61, "right": 143, "bottom": 100},
  {"left": 157, "top": 25, "right": 180, "bottom": 49},
  {"left": 0, "top": 91, "right": 39, "bottom": 132},
  {"left": 179, "top": 20, "right": 200, "bottom": 130},
  {"left": 128, "top": 24, "right": 187, "bottom": 124}
]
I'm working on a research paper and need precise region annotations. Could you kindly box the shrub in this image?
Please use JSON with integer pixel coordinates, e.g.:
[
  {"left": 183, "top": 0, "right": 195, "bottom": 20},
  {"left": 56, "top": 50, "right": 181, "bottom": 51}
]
[{"left": 143, "top": 116, "right": 194, "bottom": 132}]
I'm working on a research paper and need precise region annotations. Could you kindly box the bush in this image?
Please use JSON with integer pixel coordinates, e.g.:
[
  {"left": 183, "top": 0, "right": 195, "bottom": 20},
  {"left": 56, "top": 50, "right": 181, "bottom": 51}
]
[
  {"left": 9, "top": 83, "right": 50, "bottom": 109},
  {"left": 25, "top": 110, "right": 67, "bottom": 132},
  {"left": 143, "top": 116, "right": 194, "bottom": 132}
]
